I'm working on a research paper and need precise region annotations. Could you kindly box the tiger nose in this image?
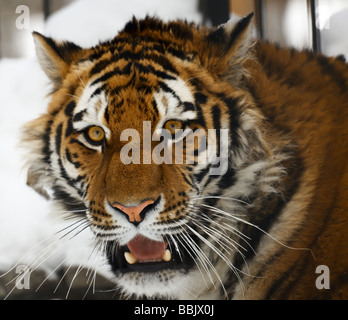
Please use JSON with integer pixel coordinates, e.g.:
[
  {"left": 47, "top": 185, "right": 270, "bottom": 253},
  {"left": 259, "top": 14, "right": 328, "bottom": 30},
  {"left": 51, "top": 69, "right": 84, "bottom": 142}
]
[{"left": 112, "top": 199, "right": 155, "bottom": 224}]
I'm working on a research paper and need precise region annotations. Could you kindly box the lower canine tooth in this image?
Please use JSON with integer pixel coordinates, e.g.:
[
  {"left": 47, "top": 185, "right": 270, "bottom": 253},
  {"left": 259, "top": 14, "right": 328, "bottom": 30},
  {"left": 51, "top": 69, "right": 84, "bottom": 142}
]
[
  {"left": 124, "top": 252, "right": 137, "bottom": 264},
  {"left": 162, "top": 249, "right": 172, "bottom": 262}
]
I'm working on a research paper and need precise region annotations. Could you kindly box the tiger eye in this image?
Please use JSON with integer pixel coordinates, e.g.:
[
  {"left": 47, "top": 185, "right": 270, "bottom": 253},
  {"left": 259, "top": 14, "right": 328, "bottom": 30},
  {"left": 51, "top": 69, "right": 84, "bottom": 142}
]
[
  {"left": 164, "top": 120, "right": 184, "bottom": 135},
  {"left": 87, "top": 126, "right": 105, "bottom": 143}
]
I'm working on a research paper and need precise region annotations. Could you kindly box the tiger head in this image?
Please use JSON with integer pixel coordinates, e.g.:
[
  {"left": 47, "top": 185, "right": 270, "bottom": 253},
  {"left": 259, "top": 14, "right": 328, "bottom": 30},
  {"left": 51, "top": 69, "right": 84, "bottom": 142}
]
[{"left": 23, "top": 15, "right": 287, "bottom": 299}]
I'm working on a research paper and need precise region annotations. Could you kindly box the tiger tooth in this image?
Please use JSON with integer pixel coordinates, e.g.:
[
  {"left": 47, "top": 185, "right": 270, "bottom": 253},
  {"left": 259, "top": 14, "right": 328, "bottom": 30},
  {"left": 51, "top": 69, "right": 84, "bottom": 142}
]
[
  {"left": 162, "top": 249, "right": 172, "bottom": 262},
  {"left": 124, "top": 252, "right": 137, "bottom": 264}
]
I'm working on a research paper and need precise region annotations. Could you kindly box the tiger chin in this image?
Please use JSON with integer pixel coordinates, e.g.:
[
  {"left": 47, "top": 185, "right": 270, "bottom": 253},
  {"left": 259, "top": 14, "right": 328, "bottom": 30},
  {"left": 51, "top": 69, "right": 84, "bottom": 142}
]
[{"left": 21, "top": 14, "right": 348, "bottom": 300}]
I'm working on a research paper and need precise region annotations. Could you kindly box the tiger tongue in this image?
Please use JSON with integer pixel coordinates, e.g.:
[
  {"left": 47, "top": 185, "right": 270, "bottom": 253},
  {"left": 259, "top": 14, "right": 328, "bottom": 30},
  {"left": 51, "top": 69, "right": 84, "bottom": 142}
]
[{"left": 127, "top": 235, "right": 167, "bottom": 261}]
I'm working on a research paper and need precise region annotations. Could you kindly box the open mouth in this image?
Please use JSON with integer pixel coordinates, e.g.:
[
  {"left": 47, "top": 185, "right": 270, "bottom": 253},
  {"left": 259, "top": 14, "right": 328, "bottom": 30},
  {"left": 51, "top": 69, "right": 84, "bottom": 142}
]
[{"left": 106, "top": 234, "right": 195, "bottom": 273}]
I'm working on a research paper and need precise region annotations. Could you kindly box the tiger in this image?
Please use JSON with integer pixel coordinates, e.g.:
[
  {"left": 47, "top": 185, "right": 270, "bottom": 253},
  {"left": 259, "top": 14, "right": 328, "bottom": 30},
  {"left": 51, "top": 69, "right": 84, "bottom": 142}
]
[{"left": 21, "top": 14, "right": 348, "bottom": 299}]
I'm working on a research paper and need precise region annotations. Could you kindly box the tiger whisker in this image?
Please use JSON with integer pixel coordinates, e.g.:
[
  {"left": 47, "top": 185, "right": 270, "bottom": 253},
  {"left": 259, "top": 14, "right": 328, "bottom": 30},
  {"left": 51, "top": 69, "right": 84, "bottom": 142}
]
[
  {"left": 84, "top": 239, "right": 114, "bottom": 298},
  {"left": 187, "top": 203, "right": 255, "bottom": 255},
  {"left": 63, "top": 92, "right": 81, "bottom": 100},
  {"left": 200, "top": 203, "right": 313, "bottom": 255},
  {"left": 55, "top": 217, "right": 88, "bottom": 235},
  {"left": 188, "top": 204, "right": 250, "bottom": 249},
  {"left": 56, "top": 220, "right": 90, "bottom": 241},
  {"left": 65, "top": 238, "right": 97, "bottom": 299},
  {"left": 172, "top": 219, "right": 216, "bottom": 288},
  {"left": 54, "top": 264, "right": 71, "bottom": 294},
  {"left": 3, "top": 235, "right": 70, "bottom": 299},
  {"left": 28, "top": 221, "right": 89, "bottom": 274},
  {"left": 3, "top": 216, "right": 92, "bottom": 300},
  {"left": 190, "top": 213, "right": 247, "bottom": 258},
  {"left": 187, "top": 210, "right": 257, "bottom": 280},
  {"left": 65, "top": 260, "right": 86, "bottom": 299},
  {"left": 188, "top": 218, "right": 248, "bottom": 275},
  {"left": 180, "top": 227, "right": 230, "bottom": 298},
  {"left": 176, "top": 230, "right": 214, "bottom": 289},
  {"left": 67, "top": 222, "right": 92, "bottom": 241},
  {"left": 75, "top": 70, "right": 87, "bottom": 88},
  {"left": 187, "top": 224, "right": 245, "bottom": 298},
  {"left": 1, "top": 210, "right": 89, "bottom": 281},
  {"left": 52, "top": 209, "right": 87, "bottom": 215},
  {"left": 191, "top": 195, "right": 252, "bottom": 207},
  {"left": 35, "top": 256, "right": 69, "bottom": 293}
]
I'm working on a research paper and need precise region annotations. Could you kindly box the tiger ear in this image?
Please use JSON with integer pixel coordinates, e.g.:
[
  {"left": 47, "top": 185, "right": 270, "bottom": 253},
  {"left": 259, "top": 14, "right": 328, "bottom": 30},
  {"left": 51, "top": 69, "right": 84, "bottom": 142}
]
[
  {"left": 33, "top": 32, "right": 83, "bottom": 89},
  {"left": 201, "top": 13, "right": 255, "bottom": 83}
]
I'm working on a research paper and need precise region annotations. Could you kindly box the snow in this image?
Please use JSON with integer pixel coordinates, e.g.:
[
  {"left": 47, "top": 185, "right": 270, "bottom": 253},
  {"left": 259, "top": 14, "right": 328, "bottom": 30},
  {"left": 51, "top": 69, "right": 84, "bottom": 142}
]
[
  {"left": 321, "top": 8, "right": 348, "bottom": 58},
  {"left": 0, "top": 57, "right": 51, "bottom": 269},
  {"left": 44, "top": 0, "right": 202, "bottom": 47}
]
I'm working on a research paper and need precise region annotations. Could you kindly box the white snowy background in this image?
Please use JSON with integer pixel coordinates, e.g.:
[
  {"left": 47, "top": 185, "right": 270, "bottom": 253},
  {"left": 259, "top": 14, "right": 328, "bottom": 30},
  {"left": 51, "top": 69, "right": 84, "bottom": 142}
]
[{"left": 0, "top": 0, "right": 347, "bottom": 296}]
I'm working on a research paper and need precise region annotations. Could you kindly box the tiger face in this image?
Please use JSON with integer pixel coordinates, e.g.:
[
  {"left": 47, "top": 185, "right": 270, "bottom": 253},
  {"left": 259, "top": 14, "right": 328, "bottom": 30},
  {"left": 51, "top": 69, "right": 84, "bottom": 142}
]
[{"left": 23, "top": 15, "right": 289, "bottom": 299}]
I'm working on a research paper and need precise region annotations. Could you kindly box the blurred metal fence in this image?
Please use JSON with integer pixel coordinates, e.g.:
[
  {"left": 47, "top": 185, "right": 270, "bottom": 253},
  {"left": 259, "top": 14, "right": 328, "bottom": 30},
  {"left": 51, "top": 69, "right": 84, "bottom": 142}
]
[
  {"left": 0, "top": 0, "right": 347, "bottom": 58},
  {"left": 201, "top": 0, "right": 323, "bottom": 53},
  {"left": 0, "top": 0, "right": 74, "bottom": 58}
]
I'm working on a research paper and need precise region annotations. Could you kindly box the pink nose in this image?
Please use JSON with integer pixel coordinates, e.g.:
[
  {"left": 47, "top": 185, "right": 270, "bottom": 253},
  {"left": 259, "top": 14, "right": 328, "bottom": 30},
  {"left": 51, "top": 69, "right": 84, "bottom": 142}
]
[{"left": 112, "top": 200, "right": 155, "bottom": 223}]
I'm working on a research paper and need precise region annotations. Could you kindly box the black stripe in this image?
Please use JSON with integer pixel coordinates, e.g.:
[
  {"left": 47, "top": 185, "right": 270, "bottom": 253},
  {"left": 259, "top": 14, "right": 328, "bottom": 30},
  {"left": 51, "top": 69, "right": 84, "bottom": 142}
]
[
  {"left": 104, "top": 105, "right": 110, "bottom": 124},
  {"left": 211, "top": 105, "right": 221, "bottom": 158},
  {"left": 193, "top": 166, "right": 210, "bottom": 185},
  {"left": 89, "top": 50, "right": 177, "bottom": 77},
  {"left": 106, "top": 97, "right": 125, "bottom": 117},
  {"left": 73, "top": 109, "right": 87, "bottom": 122},
  {"left": 64, "top": 101, "right": 76, "bottom": 116},
  {"left": 90, "top": 85, "right": 105, "bottom": 100},
  {"left": 65, "top": 118, "right": 74, "bottom": 138},
  {"left": 90, "top": 59, "right": 112, "bottom": 77},
  {"left": 317, "top": 55, "right": 347, "bottom": 94},
  {"left": 225, "top": 97, "right": 240, "bottom": 149},
  {"left": 85, "top": 47, "right": 109, "bottom": 63},
  {"left": 180, "top": 171, "right": 198, "bottom": 192},
  {"left": 70, "top": 138, "right": 93, "bottom": 149},
  {"left": 64, "top": 102, "right": 76, "bottom": 138},
  {"left": 194, "top": 105, "right": 206, "bottom": 128},
  {"left": 91, "top": 62, "right": 132, "bottom": 86},
  {"left": 151, "top": 99, "right": 159, "bottom": 117},
  {"left": 230, "top": 154, "right": 304, "bottom": 294},
  {"left": 205, "top": 13, "right": 253, "bottom": 52},
  {"left": 166, "top": 45, "right": 191, "bottom": 61},
  {"left": 193, "top": 93, "right": 208, "bottom": 128},
  {"left": 55, "top": 123, "right": 63, "bottom": 156},
  {"left": 42, "top": 120, "right": 53, "bottom": 164},
  {"left": 109, "top": 76, "right": 135, "bottom": 97},
  {"left": 122, "top": 17, "right": 194, "bottom": 41},
  {"left": 202, "top": 169, "right": 223, "bottom": 189},
  {"left": 145, "top": 54, "right": 177, "bottom": 74},
  {"left": 57, "top": 157, "right": 71, "bottom": 183},
  {"left": 206, "top": 26, "right": 226, "bottom": 46},
  {"left": 91, "top": 60, "right": 176, "bottom": 88},
  {"left": 194, "top": 92, "right": 207, "bottom": 105},
  {"left": 217, "top": 165, "right": 236, "bottom": 190},
  {"left": 56, "top": 123, "right": 76, "bottom": 186},
  {"left": 158, "top": 81, "right": 182, "bottom": 104},
  {"left": 183, "top": 102, "right": 195, "bottom": 112},
  {"left": 228, "top": 13, "right": 254, "bottom": 48},
  {"left": 57, "top": 156, "right": 86, "bottom": 194},
  {"left": 65, "top": 148, "right": 81, "bottom": 169},
  {"left": 136, "top": 63, "right": 176, "bottom": 80},
  {"left": 52, "top": 185, "right": 86, "bottom": 213}
]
